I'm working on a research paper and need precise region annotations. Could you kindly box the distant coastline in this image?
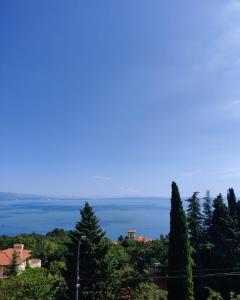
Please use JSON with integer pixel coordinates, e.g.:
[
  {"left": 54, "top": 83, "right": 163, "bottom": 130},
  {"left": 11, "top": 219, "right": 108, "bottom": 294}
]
[
  {"left": 0, "top": 196, "right": 170, "bottom": 238},
  {"left": 0, "top": 191, "right": 169, "bottom": 201}
]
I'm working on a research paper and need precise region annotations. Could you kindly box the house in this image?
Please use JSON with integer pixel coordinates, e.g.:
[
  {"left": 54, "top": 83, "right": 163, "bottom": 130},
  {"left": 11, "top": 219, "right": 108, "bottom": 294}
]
[
  {"left": 127, "top": 229, "right": 152, "bottom": 242},
  {"left": 112, "top": 230, "right": 152, "bottom": 245},
  {"left": 0, "top": 244, "right": 41, "bottom": 278}
]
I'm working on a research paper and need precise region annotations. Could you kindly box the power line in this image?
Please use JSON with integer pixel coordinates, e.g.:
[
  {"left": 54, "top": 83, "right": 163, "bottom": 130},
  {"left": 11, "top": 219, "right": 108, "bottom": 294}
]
[
  {"left": 166, "top": 266, "right": 240, "bottom": 274},
  {"left": 78, "top": 271, "right": 240, "bottom": 282}
]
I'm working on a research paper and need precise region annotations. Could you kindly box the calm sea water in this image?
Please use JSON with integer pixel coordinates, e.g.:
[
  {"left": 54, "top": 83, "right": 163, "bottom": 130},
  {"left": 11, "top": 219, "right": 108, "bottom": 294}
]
[{"left": 0, "top": 197, "right": 171, "bottom": 239}]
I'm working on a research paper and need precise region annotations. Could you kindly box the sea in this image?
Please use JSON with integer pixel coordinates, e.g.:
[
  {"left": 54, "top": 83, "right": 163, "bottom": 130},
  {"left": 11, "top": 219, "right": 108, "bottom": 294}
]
[{"left": 0, "top": 197, "right": 172, "bottom": 239}]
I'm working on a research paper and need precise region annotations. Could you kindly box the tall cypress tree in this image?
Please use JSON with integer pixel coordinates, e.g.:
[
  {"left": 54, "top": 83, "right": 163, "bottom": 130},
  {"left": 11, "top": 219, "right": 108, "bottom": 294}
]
[
  {"left": 227, "top": 188, "right": 237, "bottom": 218},
  {"left": 168, "top": 182, "right": 194, "bottom": 300},
  {"left": 66, "top": 202, "right": 111, "bottom": 300}
]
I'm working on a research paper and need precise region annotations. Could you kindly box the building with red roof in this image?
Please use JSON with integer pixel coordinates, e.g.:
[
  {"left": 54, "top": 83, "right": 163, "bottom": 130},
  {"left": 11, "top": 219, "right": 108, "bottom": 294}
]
[
  {"left": 0, "top": 244, "right": 40, "bottom": 278},
  {"left": 112, "top": 230, "right": 152, "bottom": 245},
  {"left": 127, "top": 229, "right": 152, "bottom": 243}
]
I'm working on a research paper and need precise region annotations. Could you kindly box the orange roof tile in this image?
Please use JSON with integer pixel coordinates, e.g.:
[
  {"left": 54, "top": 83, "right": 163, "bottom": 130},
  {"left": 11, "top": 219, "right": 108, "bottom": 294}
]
[
  {"left": 134, "top": 236, "right": 152, "bottom": 242},
  {"left": 0, "top": 248, "right": 31, "bottom": 266}
]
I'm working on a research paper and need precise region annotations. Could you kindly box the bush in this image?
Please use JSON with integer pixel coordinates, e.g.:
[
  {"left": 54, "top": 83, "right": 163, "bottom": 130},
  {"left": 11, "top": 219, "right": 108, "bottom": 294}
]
[
  {"left": 133, "top": 282, "right": 167, "bottom": 300},
  {"left": 0, "top": 268, "right": 62, "bottom": 300}
]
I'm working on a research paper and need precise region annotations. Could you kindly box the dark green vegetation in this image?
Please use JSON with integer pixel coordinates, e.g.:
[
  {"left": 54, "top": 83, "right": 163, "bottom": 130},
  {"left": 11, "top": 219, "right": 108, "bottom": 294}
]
[
  {"left": 0, "top": 204, "right": 168, "bottom": 300},
  {"left": 168, "top": 182, "right": 194, "bottom": 300},
  {"left": 1, "top": 184, "right": 240, "bottom": 299},
  {"left": 0, "top": 268, "right": 62, "bottom": 300},
  {"left": 0, "top": 228, "right": 69, "bottom": 299},
  {"left": 66, "top": 202, "right": 111, "bottom": 299}
]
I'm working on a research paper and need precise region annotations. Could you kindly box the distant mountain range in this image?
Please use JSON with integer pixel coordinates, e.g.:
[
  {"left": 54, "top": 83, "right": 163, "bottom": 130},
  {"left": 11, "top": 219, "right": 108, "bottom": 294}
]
[
  {"left": 0, "top": 192, "right": 53, "bottom": 200},
  {"left": 0, "top": 192, "right": 167, "bottom": 201},
  {"left": 0, "top": 192, "right": 89, "bottom": 201}
]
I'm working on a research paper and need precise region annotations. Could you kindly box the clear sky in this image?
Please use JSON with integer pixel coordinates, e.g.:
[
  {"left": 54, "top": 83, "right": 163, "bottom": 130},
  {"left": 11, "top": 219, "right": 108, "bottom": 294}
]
[{"left": 1, "top": 0, "right": 240, "bottom": 198}]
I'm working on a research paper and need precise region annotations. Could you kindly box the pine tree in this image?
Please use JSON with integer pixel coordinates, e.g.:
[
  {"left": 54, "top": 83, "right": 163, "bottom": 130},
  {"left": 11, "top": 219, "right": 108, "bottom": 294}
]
[
  {"left": 227, "top": 188, "right": 237, "bottom": 218},
  {"left": 187, "top": 192, "right": 203, "bottom": 248},
  {"left": 208, "top": 194, "right": 237, "bottom": 268},
  {"left": 205, "top": 194, "right": 240, "bottom": 297},
  {"left": 200, "top": 191, "right": 213, "bottom": 287},
  {"left": 168, "top": 182, "right": 194, "bottom": 300},
  {"left": 202, "top": 190, "right": 212, "bottom": 231},
  {"left": 66, "top": 202, "right": 111, "bottom": 300},
  {"left": 236, "top": 201, "right": 240, "bottom": 228}
]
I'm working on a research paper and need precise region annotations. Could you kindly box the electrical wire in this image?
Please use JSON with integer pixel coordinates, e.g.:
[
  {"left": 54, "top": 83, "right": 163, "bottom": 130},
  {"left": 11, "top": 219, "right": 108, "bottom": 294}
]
[{"left": 78, "top": 270, "right": 240, "bottom": 281}]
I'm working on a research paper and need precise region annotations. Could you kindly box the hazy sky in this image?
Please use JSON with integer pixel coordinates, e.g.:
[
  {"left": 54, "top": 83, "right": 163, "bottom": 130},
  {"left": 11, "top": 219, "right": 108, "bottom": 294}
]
[{"left": 1, "top": 1, "right": 240, "bottom": 198}]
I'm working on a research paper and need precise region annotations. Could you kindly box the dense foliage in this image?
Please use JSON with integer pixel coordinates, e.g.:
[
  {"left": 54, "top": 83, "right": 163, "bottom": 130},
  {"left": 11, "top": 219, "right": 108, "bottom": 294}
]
[
  {"left": 168, "top": 182, "right": 194, "bottom": 300},
  {"left": 2, "top": 183, "right": 240, "bottom": 299},
  {"left": 0, "top": 268, "right": 62, "bottom": 300},
  {"left": 66, "top": 202, "right": 112, "bottom": 299}
]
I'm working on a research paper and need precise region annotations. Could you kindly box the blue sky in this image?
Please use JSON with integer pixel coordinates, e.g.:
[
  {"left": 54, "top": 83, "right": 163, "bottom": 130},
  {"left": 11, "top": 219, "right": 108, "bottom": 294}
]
[{"left": 1, "top": 0, "right": 240, "bottom": 198}]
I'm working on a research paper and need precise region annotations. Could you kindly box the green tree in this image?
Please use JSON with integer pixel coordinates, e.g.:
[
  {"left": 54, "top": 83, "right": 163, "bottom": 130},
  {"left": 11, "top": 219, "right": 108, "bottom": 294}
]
[
  {"left": 230, "top": 292, "right": 240, "bottom": 300},
  {"left": 205, "top": 288, "right": 223, "bottom": 300},
  {"left": 149, "top": 235, "right": 168, "bottom": 274},
  {"left": 199, "top": 192, "right": 214, "bottom": 293},
  {"left": 227, "top": 188, "right": 237, "bottom": 218},
  {"left": 133, "top": 282, "right": 167, "bottom": 300},
  {"left": 66, "top": 202, "right": 111, "bottom": 300},
  {"left": 106, "top": 242, "right": 137, "bottom": 298},
  {"left": 236, "top": 201, "right": 240, "bottom": 230},
  {"left": 10, "top": 250, "right": 19, "bottom": 276},
  {"left": 123, "top": 239, "right": 152, "bottom": 275},
  {"left": 0, "top": 268, "right": 61, "bottom": 300},
  {"left": 202, "top": 191, "right": 212, "bottom": 231},
  {"left": 187, "top": 192, "right": 204, "bottom": 270},
  {"left": 187, "top": 192, "right": 203, "bottom": 249},
  {"left": 208, "top": 194, "right": 237, "bottom": 268},
  {"left": 168, "top": 182, "right": 194, "bottom": 300}
]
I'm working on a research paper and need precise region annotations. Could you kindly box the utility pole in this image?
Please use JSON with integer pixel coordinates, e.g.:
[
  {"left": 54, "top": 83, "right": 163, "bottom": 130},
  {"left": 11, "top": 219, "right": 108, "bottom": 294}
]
[{"left": 76, "top": 236, "right": 86, "bottom": 300}]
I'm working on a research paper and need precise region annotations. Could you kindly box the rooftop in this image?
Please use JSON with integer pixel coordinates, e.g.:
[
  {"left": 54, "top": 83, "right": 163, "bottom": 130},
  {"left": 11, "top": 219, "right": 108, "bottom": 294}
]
[{"left": 0, "top": 245, "right": 31, "bottom": 266}]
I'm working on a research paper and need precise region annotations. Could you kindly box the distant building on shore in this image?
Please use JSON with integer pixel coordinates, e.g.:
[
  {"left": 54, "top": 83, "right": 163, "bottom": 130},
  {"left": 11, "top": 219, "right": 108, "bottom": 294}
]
[
  {"left": 127, "top": 229, "right": 152, "bottom": 242},
  {"left": 112, "top": 230, "right": 152, "bottom": 244}
]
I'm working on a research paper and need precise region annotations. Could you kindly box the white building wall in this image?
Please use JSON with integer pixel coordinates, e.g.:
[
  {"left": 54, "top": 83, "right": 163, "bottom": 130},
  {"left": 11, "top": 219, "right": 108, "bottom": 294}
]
[{"left": 18, "top": 260, "right": 26, "bottom": 272}]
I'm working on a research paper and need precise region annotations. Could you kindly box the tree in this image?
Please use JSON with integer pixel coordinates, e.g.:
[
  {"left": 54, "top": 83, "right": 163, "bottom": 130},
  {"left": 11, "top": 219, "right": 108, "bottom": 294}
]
[
  {"left": 187, "top": 192, "right": 203, "bottom": 249},
  {"left": 66, "top": 202, "right": 111, "bottom": 300},
  {"left": 168, "top": 182, "right": 194, "bottom": 300},
  {"left": 118, "top": 235, "right": 124, "bottom": 242},
  {"left": 227, "top": 188, "right": 237, "bottom": 218},
  {"left": 10, "top": 250, "right": 19, "bottom": 276},
  {"left": 149, "top": 235, "right": 169, "bottom": 274},
  {"left": 187, "top": 192, "right": 204, "bottom": 269},
  {"left": 105, "top": 242, "right": 142, "bottom": 298},
  {"left": 204, "top": 194, "right": 240, "bottom": 298},
  {"left": 0, "top": 268, "right": 61, "bottom": 300},
  {"left": 229, "top": 292, "right": 240, "bottom": 300},
  {"left": 133, "top": 282, "right": 167, "bottom": 300},
  {"left": 123, "top": 239, "right": 152, "bottom": 275},
  {"left": 208, "top": 194, "right": 237, "bottom": 268},
  {"left": 200, "top": 191, "right": 214, "bottom": 285},
  {"left": 202, "top": 191, "right": 212, "bottom": 231},
  {"left": 204, "top": 288, "right": 223, "bottom": 300},
  {"left": 236, "top": 201, "right": 240, "bottom": 229}
]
